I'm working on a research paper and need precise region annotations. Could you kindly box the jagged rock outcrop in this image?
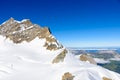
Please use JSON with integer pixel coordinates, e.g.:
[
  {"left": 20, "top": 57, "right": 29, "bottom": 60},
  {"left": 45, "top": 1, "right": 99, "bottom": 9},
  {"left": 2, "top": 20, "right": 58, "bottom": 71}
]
[
  {"left": 80, "top": 54, "right": 97, "bottom": 65},
  {"left": 0, "top": 18, "right": 63, "bottom": 50},
  {"left": 52, "top": 49, "right": 68, "bottom": 63},
  {"left": 62, "top": 72, "right": 74, "bottom": 80}
]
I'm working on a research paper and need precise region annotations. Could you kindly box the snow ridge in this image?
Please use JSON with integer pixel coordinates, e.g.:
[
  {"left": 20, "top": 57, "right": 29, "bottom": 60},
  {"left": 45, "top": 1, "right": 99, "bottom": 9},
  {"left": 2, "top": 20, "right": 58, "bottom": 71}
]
[{"left": 0, "top": 18, "right": 120, "bottom": 80}]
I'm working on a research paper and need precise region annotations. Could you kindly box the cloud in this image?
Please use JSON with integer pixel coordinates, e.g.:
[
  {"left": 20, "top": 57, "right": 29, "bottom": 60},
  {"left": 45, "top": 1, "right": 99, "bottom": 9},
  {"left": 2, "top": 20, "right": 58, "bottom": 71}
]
[{"left": 94, "top": 58, "right": 110, "bottom": 64}]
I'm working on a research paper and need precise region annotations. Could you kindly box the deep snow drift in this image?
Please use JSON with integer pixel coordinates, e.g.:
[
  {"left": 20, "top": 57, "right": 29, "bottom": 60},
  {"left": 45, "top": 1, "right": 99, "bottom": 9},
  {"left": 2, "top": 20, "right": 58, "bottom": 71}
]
[{"left": 0, "top": 18, "right": 120, "bottom": 80}]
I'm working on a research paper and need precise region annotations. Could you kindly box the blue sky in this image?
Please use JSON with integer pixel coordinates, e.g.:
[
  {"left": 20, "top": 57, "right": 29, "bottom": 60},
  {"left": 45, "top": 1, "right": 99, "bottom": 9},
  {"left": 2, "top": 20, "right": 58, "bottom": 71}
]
[{"left": 0, "top": 0, "right": 120, "bottom": 47}]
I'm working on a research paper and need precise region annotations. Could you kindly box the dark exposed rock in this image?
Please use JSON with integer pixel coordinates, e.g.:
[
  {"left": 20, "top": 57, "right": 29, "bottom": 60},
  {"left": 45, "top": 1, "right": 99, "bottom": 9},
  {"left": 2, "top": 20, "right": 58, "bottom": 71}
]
[
  {"left": 102, "top": 77, "right": 112, "bottom": 80},
  {"left": 80, "top": 54, "right": 97, "bottom": 65},
  {"left": 62, "top": 72, "right": 74, "bottom": 80},
  {"left": 52, "top": 49, "right": 68, "bottom": 63}
]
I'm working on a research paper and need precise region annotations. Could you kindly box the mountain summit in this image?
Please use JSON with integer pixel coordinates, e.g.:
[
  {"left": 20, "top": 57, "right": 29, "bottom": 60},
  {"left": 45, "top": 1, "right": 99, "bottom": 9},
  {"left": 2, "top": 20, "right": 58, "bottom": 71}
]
[
  {"left": 0, "top": 18, "right": 63, "bottom": 50},
  {"left": 0, "top": 18, "right": 120, "bottom": 80}
]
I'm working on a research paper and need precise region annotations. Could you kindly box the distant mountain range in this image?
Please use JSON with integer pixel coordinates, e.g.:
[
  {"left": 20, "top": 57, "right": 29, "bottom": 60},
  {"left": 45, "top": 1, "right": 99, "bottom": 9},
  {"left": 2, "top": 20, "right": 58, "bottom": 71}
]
[{"left": 68, "top": 47, "right": 120, "bottom": 73}]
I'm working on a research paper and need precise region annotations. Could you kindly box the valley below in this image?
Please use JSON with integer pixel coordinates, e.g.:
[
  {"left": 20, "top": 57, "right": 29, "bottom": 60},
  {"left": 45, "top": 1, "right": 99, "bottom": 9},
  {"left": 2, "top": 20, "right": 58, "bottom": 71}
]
[{"left": 68, "top": 47, "right": 120, "bottom": 74}]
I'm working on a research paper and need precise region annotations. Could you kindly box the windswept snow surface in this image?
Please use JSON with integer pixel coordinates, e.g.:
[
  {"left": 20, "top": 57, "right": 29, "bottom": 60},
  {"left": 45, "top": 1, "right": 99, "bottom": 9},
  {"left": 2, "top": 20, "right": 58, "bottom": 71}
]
[{"left": 0, "top": 36, "right": 120, "bottom": 80}]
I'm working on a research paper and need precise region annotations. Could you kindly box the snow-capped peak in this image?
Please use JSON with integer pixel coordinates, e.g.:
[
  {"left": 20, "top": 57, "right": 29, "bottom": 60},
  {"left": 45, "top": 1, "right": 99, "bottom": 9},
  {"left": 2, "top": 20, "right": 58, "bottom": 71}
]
[
  {"left": 0, "top": 18, "right": 120, "bottom": 80},
  {"left": 21, "top": 19, "right": 30, "bottom": 22},
  {"left": 0, "top": 18, "right": 63, "bottom": 51}
]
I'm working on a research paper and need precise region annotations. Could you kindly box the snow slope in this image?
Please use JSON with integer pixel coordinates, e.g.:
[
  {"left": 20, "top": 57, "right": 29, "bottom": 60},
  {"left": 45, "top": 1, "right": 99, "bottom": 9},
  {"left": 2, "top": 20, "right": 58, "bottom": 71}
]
[
  {"left": 0, "top": 18, "right": 120, "bottom": 80},
  {"left": 0, "top": 36, "right": 120, "bottom": 80}
]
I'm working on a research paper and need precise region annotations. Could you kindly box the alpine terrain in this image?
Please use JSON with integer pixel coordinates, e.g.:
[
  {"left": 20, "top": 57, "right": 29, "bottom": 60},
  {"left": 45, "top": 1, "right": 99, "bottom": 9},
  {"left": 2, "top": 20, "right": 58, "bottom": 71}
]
[{"left": 0, "top": 18, "right": 120, "bottom": 80}]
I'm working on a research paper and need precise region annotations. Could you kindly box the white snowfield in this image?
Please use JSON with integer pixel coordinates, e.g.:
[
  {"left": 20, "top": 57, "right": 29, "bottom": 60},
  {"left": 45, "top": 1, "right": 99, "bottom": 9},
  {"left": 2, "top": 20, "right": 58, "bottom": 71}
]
[{"left": 0, "top": 36, "right": 120, "bottom": 80}]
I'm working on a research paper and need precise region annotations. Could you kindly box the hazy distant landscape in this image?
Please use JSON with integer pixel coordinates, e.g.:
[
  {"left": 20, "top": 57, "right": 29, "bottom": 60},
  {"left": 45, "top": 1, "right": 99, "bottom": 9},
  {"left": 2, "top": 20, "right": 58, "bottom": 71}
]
[{"left": 68, "top": 47, "right": 120, "bottom": 73}]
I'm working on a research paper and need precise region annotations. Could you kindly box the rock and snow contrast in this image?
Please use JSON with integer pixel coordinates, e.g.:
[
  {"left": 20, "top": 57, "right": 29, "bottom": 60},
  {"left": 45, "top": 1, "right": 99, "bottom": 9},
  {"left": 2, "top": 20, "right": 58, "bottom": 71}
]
[{"left": 0, "top": 18, "right": 120, "bottom": 80}]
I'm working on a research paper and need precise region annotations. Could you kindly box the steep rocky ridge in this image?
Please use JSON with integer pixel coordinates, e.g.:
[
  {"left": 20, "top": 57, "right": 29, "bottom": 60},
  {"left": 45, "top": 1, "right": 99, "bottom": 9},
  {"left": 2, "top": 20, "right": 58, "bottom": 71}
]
[{"left": 0, "top": 18, "right": 63, "bottom": 51}]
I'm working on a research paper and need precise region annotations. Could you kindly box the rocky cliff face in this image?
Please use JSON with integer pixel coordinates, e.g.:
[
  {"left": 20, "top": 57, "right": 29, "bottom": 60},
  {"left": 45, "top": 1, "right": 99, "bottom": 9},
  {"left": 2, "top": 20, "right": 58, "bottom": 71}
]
[
  {"left": 52, "top": 49, "right": 68, "bottom": 63},
  {"left": 0, "top": 18, "right": 63, "bottom": 51}
]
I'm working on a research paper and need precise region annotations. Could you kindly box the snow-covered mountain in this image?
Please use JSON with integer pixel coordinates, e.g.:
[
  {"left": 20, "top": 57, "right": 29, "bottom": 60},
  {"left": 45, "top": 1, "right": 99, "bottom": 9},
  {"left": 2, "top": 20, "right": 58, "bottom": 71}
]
[{"left": 0, "top": 18, "right": 120, "bottom": 80}]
